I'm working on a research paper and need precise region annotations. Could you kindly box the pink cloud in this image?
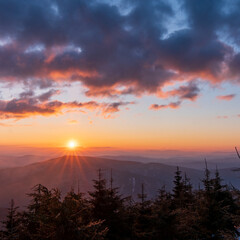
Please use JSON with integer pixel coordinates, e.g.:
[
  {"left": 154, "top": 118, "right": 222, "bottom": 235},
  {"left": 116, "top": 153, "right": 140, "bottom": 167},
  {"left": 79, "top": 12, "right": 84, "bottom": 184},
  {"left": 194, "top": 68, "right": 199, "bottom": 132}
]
[
  {"left": 217, "top": 115, "right": 228, "bottom": 119},
  {"left": 216, "top": 94, "right": 235, "bottom": 101}
]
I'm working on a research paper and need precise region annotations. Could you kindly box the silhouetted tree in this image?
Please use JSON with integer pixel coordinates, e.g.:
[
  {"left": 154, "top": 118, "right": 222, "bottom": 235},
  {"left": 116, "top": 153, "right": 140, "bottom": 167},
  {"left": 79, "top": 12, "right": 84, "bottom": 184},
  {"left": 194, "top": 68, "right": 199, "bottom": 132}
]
[
  {"left": 1, "top": 165, "right": 240, "bottom": 240},
  {"left": 132, "top": 183, "right": 155, "bottom": 240},
  {"left": 1, "top": 199, "right": 20, "bottom": 240},
  {"left": 55, "top": 190, "right": 107, "bottom": 240},
  {"left": 88, "top": 169, "right": 125, "bottom": 240},
  {"left": 152, "top": 186, "right": 176, "bottom": 239},
  {"left": 196, "top": 167, "right": 240, "bottom": 239}
]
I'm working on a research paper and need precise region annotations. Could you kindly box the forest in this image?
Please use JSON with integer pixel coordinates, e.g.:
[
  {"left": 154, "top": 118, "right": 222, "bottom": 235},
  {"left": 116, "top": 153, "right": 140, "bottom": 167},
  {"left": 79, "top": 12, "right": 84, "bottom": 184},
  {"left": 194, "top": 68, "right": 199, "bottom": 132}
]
[{"left": 1, "top": 167, "right": 240, "bottom": 240}]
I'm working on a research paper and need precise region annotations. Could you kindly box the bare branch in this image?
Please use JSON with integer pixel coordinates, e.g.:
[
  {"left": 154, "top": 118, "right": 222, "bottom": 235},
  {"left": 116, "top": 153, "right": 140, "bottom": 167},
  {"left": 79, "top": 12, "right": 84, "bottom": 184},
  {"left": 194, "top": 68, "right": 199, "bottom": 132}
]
[{"left": 235, "top": 146, "right": 240, "bottom": 159}]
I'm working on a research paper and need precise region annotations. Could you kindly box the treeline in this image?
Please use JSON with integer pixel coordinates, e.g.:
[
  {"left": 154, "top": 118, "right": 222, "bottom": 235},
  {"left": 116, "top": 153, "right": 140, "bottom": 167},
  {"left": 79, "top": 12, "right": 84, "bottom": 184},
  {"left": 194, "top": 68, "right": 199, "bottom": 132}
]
[{"left": 1, "top": 167, "right": 240, "bottom": 240}]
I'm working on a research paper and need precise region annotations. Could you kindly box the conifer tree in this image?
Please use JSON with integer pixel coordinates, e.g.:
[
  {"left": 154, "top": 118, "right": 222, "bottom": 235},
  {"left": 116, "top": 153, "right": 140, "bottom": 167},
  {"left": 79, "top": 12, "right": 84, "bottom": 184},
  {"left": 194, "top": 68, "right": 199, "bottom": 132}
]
[
  {"left": 172, "top": 167, "right": 185, "bottom": 208},
  {"left": 56, "top": 189, "right": 107, "bottom": 240},
  {"left": 18, "top": 184, "right": 61, "bottom": 240},
  {"left": 152, "top": 186, "right": 176, "bottom": 239},
  {"left": 1, "top": 199, "right": 20, "bottom": 240},
  {"left": 172, "top": 169, "right": 199, "bottom": 239},
  {"left": 1, "top": 165, "right": 240, "bottom": 240},
  {"left": 88, "top": 169, "right": 125, "bottom": 240},
  {"left": 202, "top": 160, "right": 212, "bottom": 194},
  {"left": 133, "top": 183, "right": 154, "bottom": 240},
  {"left": 197, "top": 167, "right": 240, "bottom": 239}
]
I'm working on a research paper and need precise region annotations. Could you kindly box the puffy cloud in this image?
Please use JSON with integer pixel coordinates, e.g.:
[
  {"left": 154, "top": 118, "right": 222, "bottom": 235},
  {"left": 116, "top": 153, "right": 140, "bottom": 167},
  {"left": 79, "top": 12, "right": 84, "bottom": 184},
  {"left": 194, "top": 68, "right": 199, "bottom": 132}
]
[
  {"left": 159, "top": 30, "right": 230, "bottom": 81},
  {"left": 216, "top": 94, "right": 235, "bottom": 101},
  {"left": 0, "top": 0, "right": 239, "bottom": 116}
]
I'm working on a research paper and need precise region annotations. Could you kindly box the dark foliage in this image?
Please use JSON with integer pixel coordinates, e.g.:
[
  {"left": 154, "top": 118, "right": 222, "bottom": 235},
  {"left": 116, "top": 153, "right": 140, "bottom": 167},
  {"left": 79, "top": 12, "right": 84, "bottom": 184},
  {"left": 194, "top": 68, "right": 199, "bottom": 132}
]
[{"left": 1, "top": 167, "right": 240, "bottom": 240}]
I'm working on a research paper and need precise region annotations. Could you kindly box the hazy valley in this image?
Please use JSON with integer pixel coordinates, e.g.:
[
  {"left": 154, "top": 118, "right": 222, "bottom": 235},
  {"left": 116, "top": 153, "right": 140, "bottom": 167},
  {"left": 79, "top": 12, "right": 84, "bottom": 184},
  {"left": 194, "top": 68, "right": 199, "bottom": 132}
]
[{"left": 0, "top": 154, "right": 240, "bottom": 211}]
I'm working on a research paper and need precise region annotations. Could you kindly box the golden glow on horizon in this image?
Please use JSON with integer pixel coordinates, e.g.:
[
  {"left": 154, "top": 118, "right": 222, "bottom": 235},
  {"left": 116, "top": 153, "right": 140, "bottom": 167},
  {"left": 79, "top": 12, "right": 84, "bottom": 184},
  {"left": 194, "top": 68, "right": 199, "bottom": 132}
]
[
  {"left": 67, "top": 140, "right": 78, "bottom": 149},
  {"left": 0, "top": 111, "right": 240, "bottom": 152}
]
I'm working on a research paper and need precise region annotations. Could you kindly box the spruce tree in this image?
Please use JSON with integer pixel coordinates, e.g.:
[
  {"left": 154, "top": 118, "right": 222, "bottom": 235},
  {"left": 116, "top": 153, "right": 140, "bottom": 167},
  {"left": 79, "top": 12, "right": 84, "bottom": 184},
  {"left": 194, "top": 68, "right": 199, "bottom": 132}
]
[
  {"left": 18, "top": 184, "right": 61, "bottom": 240},
  {"left": 172, "top": 169, "right": 199, "bottom": 239},
  {"left": 133, "top": 183, "right": 154, "bottom": 240},
  {"left": 172, "top": 167, "right": 185, "bottom": 208},
  {"left": 197, "top": 167, "right": 240, "bottom": 239},
  {"left": 56, "top": 189, "right": 107, "bottom": 240},
  {"left": 88, "top": 169, "right": 125, "bottom": 240},
  {"left": 152, "top": 186, "right": 176, "bottom": 240},
  {"left": 1, "top": 199, "right": 20, "bottom": 240}
]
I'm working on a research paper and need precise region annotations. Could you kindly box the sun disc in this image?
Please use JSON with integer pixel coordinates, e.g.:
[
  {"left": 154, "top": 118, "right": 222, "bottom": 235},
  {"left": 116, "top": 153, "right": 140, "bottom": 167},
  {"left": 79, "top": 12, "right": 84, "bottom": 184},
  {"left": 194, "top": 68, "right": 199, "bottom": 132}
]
[{"left": 67, "top": 140, "right": 77, "bottom": 149}]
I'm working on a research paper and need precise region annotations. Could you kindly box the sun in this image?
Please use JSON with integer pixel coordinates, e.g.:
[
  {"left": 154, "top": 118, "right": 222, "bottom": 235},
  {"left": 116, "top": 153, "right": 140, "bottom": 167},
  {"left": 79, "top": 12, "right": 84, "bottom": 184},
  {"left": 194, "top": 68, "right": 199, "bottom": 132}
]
[{"left": 67, "top": 140, "right": 77, "bottom": 149}]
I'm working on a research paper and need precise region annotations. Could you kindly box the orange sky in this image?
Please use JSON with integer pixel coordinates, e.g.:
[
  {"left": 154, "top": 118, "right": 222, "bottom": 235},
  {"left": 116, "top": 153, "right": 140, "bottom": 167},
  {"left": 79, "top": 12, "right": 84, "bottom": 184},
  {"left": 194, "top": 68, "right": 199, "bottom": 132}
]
[{"left": 1, "top": 100, "right": 240, "bottom": 153}]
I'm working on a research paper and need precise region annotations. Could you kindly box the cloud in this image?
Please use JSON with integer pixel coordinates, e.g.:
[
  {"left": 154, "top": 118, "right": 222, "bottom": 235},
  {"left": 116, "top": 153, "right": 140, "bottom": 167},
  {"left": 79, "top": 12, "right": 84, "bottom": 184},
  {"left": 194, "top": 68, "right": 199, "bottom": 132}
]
[
  {"left": 159, "top": 30, "right": 230, "bottom": 81},
  {"left": 0, "top": 0, "right": 239, "bottom": 117},
  {"left": 159, "top": 81, "right": 200, "bottom": 101},
  {"left": 37, "top": 89, "right": 61, "bottom": 102},
  {"left": 0, "top": 90, "right": 134, "bottom": 119},
  {"left": 19, "top": 90, "right": 34, "bottom": 98},
  {"left": 18, "top": 89, "right": 60, "bottom": 103},
  {"left": 217, "top": 115, "right": 228, "bottom": 119},
  {"left": 68, "top": 119, "right": 78, "bottom": 124},
  {"left": 216, "top": 94, "right": 235, "bottom": 101},
  {"left": 229, "top": 53, "right": 240, "bottom": 80},
  {"left": 0, "top": 0, "right": 175, "bottom": 96},
  {"left": 0, "top": 122, "right": 32, "bottom": 127},
  {"left": 149, "top": 101, "right": 181, "bottom": 110}
]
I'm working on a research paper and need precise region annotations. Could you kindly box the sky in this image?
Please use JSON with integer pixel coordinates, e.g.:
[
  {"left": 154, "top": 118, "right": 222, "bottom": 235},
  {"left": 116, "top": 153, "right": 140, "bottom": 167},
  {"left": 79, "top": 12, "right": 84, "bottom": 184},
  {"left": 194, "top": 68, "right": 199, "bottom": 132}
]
[{"left": 0, "top": 0, "right": 240, "bottom": 152}]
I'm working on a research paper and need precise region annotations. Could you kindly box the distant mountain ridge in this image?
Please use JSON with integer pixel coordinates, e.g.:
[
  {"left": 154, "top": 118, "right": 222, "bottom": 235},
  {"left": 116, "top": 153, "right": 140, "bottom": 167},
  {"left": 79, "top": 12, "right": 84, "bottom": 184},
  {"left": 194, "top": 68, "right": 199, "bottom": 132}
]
[
  {"left": 0, "top": 155, "right": 49, "bottom": 169},
  {"left": 0, "top": 155, "right": 239, "bottom": 211},
  {"left": 0, "top": 149, "right": 238, "bottom": 170},
  {"left": 0, "top": 155, "right": 202, "bottom": 207},
  {"left": 102, "top": 154, "right": 240, "bottom": 169}
]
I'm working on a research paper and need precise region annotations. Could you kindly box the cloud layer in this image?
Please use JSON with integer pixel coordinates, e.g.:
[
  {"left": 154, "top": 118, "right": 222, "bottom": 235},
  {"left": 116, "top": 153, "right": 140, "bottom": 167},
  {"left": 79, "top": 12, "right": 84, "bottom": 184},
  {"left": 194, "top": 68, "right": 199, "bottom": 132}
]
[
  {"left": 0, "top": 89, "right": 134, "bottom": 119},
  {"left": 0, "top": 0, "right": 239, "bottom": 117}
]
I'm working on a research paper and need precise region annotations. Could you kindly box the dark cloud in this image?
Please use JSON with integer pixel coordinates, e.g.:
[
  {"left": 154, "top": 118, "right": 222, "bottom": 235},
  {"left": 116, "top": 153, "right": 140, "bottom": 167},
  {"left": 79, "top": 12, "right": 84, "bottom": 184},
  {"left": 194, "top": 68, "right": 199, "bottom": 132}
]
[
  {"left": 229, "top": 53, "right": 240, "bottom": 78},
  {"left": 174, "top": 81, "right": 200, "bottom": 100},
  {"left": 101, "top": 101, "right": 134, "bottom": 115},
  {"left": 28, "top": 79, "right": 55, "bottom": 89},
  {"left": 149, "top": 101, "right": 181, "bottom": 110},
  {"left": 37, "top": 89, "right": 60, "bottom": 102},
  {"left": 0, "top": 0, "right": 239, "bottom": 112},
  {"left": 18, "top": 88, "right": 59, "bottom": 104},
  {"left": 159, "top": 81, "right": 200, "bottom": 101},
  {"left": 19, "top": 90, "right": 34, "bottom": 98},
  {"left": 183, "top": 0, "right": 224, "bottom": 37},
  {"left": 159, "top": 30, "right": 230, "bottom": 79}
]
